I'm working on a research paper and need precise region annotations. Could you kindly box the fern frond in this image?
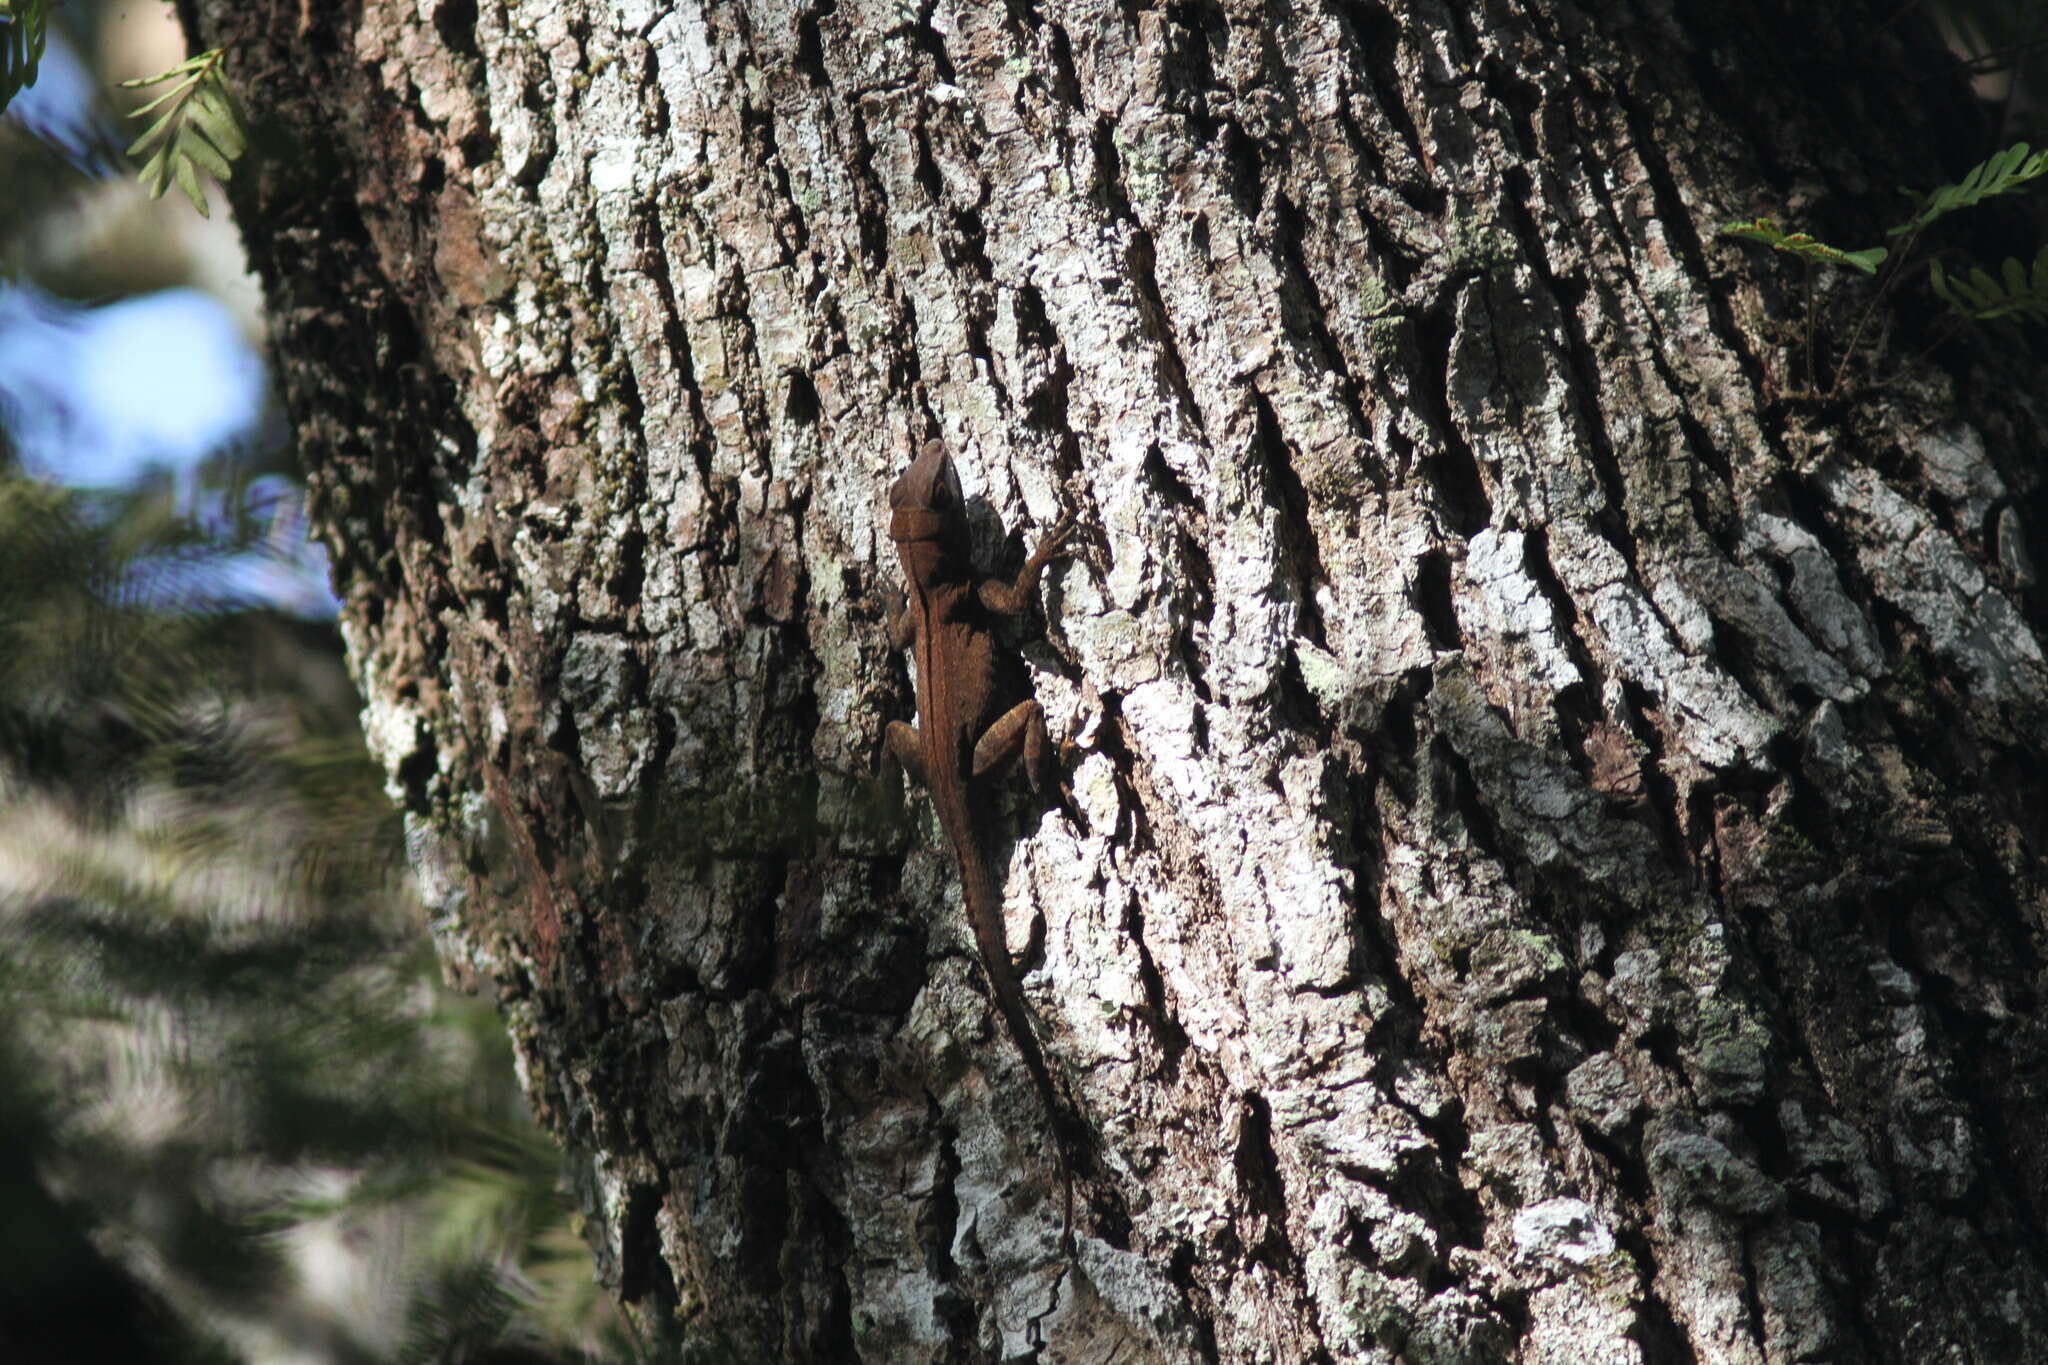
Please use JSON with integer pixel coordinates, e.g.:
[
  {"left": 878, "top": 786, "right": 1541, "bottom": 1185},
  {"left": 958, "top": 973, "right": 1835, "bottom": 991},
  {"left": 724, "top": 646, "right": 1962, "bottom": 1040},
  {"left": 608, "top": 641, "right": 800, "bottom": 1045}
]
[
  {"left": 1929, "top": 245, "right": 2048, "bottom": 324},
  {"left": 120, "top": 47, "right": 246, "bottom": 217},
  {"left": 1890, "top": 142, "right": 2048, "bottom": 237},
  {"left": 185, "top": 84, "right": 246, "bottom": 159},
  {"left": 0, "top": 0, "right": 48, "bottom": 119},
  {"left": 1721, "top": 218, "right": 1887, "bottom": 275}
]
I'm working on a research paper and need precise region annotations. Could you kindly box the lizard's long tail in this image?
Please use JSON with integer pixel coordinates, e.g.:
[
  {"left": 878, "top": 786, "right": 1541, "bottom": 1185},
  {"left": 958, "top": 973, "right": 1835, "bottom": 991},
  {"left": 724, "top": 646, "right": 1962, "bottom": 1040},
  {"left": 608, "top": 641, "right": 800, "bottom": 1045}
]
[{"left": 950, "top": 823, "right": 1077, "bottom": 1253}]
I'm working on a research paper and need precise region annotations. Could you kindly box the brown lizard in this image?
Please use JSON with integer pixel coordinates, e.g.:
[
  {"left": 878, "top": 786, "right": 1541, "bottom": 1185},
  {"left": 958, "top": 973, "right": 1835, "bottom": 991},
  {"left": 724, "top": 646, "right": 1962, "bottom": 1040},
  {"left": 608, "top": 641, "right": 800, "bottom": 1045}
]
[{"left": 881, "top": 439, "right": 1080, "bottom": 1246}]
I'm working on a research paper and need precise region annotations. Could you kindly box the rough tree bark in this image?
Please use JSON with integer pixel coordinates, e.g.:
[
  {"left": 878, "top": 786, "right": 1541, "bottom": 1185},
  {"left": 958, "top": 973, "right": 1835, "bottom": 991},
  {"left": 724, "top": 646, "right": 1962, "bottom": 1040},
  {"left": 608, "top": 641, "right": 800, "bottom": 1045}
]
[{"left": 200, "top": 0, "right": 2048, "bottom": 1359}]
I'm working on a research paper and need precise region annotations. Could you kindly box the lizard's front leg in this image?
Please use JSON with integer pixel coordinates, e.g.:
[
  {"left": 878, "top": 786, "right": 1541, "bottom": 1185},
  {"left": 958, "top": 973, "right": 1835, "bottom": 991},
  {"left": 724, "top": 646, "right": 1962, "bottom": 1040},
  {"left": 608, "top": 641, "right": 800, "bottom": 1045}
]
[
  {"left": 874, "top": 590, "right": 924, "bottom": 820},
  {"left": 978, "top": 513, "right": 1075, "bottom": 615},
  {"left": 888, "top": 593, "right": 918, "bottom": 650},
  {"left": 878, "top": 718, "right": 928, "bottom": 813}
]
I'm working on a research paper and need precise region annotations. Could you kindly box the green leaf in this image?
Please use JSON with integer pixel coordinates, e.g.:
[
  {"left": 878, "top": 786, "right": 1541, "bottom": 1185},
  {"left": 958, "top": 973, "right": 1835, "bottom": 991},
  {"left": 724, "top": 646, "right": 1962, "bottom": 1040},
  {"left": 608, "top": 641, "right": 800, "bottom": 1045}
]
[
  {"left": 1890, "top": 142, "right": 2048, "bottom": 237},
  {"left": 119, "top": 50, "right": 213, "bottom": 85},
  {"left": 138, "top": 143, "right": 172, "bottom": 199},
  {"left": 175, "top": 152, "right": 209, "bottom": 216},
  {"left": 1929, "top": 245, "right": 2048, "bottom": 324},
  {"left": 126, "top": 108, "right": 179, "bottom": 159},
  {"left": 181, "top": 130, "right": 233, "bottom": 183},
  {"left": 1720, "top": 218, "right": 1886, "bottom": 274},
  {"left": 1722, "top": 217, "right": 1783, "bottom": 243},
  {"left": 128, "top": 73, "right": 201, "bottom": 117},
  {"left": 1929, "top": 258, "right": 1960, "bottom": 308},
  {"left": 186, "top": 82, "right": 246, "bottom": 160}
]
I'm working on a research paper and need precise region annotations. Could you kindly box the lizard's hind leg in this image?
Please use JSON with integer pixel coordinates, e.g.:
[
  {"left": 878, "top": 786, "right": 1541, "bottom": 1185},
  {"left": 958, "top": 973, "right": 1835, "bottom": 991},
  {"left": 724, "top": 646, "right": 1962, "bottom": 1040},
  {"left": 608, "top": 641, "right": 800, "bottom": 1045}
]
[
  {"left": 883, "top": 721, "right": 927, "bottom": 778},
  {"left": 972, "top": 699, "right": 1054, "bottom": 792}
]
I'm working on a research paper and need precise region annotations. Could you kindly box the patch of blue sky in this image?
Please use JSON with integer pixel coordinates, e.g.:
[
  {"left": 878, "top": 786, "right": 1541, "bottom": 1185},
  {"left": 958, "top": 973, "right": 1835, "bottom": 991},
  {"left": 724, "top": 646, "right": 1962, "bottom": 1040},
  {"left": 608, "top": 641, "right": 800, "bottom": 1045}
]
[
  {"left": 0, "top": 283, "right": 264, "bottom": 482},
  {"left": 0, "top": 283, "right": 337, "bottom": 616}
]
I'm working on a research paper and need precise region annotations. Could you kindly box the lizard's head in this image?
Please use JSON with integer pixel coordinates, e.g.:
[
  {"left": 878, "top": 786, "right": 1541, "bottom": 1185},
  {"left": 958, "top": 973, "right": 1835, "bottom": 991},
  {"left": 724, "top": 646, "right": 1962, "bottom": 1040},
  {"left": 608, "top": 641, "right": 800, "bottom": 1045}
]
[
  {"left": 890, "top": 440, "right": 958, "bottom": 515},
  {"left": 889, "top": 440, "right": 963, "bottom": 550}
]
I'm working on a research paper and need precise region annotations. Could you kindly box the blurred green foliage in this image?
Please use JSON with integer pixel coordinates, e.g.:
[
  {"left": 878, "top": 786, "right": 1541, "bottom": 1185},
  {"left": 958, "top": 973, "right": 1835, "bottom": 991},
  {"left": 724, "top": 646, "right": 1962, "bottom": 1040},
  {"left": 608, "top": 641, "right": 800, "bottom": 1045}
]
[
  {"left": 0, "top": 462, "right": 637, "bottom": 1362},
  {"left": 0, "top": 0, "right": 48, "bottom": 122},
  {"left": 0, "top": 4, "right": 641, "bottom": 1355}
]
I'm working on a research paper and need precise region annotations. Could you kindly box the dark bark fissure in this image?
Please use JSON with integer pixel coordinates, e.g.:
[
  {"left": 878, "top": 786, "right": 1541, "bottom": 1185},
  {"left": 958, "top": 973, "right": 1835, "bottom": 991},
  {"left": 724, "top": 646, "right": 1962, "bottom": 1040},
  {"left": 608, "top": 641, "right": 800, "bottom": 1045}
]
[{"left": 1409, "top": 302, "right": 1494, "bottom": 536}]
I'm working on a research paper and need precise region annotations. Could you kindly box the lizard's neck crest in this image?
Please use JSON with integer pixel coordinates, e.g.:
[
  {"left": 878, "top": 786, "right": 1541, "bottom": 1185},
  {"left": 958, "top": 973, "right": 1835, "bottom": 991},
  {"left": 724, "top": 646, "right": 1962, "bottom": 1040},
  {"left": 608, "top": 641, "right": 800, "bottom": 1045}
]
[{"left": 890, "top": 507, "right": 946, "bottom": 543}]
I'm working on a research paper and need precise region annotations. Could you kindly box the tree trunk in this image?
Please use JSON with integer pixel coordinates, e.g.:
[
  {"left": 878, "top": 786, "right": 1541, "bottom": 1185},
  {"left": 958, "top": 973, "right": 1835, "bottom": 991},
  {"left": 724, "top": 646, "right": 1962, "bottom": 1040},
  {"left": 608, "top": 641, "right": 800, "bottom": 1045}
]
[{"left": 204, "top": 0, "right": 2048, "bottom": 1358}]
